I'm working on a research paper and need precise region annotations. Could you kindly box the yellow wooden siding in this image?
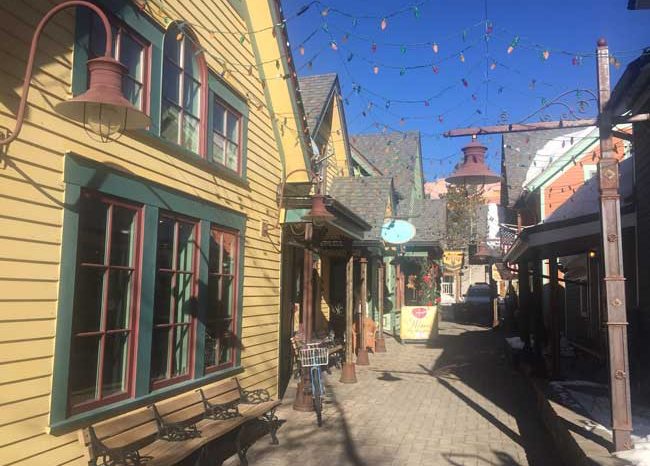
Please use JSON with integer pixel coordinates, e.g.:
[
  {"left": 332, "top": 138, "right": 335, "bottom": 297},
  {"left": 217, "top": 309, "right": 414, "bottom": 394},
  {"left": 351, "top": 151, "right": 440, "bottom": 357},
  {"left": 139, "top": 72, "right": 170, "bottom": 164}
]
[{"left": 0, "top": 0, "right": 302, "bottom": 463}]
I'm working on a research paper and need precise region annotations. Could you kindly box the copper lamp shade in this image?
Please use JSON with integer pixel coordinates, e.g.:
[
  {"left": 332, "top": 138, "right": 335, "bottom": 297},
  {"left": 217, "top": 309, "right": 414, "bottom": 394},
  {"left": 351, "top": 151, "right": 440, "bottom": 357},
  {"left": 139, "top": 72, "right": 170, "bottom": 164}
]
[
  {"left": 446, "top": 137, "right": 501, "bottom": 186},
  {"left": 55, "top": 57, "right": 150, "bottom": 140},
  {"left": 302, "top": 194, "right": 335, "bottom": 223}
]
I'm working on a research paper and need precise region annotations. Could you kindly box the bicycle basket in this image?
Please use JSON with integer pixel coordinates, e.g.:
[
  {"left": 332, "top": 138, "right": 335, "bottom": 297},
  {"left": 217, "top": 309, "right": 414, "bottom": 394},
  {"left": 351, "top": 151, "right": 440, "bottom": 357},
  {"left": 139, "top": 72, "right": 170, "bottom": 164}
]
[{"left": 299, "top": 345, "right": 329, "bottom": 367}]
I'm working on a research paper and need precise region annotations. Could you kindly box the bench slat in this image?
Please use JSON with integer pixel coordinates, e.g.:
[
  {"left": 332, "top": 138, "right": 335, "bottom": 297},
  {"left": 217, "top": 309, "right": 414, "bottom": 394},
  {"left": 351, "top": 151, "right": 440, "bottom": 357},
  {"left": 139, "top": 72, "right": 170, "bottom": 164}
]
[
  {"left": 200, "top": 378, "right": 240, "bottom": 400},
  {"left": 161, "top": 403, "right": 205, "bottom": 425},
  {"left": 154, "top": 390, "right": 202, "bottom": 417},
  {"left": 92, "top": 407, "right": 155, "bottom": 440}
]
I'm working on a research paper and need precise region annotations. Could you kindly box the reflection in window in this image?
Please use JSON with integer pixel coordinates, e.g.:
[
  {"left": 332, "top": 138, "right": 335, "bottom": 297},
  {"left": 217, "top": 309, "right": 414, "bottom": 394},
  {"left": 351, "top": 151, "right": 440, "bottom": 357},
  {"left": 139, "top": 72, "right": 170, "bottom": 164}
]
[
  {"left": 151, "top": 215, "right": 198, "bottom": 386},
  {"left": 204, "top": 228, "right": 239, "bottom": 370},
  {"left": 69, "top": 192, "right": 140, "bottom": 412},
  {"left": 89, "top": 15, "right": 147, "bottom": 111},
  {"left": 211, "top": 101, "right": 241, "bottom": 172},
  {"left": 161, "top": 24, "right": 203, "bottom": 152}
]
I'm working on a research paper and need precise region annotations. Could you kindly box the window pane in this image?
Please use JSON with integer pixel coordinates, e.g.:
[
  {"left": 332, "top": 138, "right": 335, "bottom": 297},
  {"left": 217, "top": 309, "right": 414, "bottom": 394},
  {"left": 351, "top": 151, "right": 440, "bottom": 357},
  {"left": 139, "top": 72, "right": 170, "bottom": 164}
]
[
  {"left": 226, "top": 112, "right": 239, "bottom": 142},
  {"left": 122, "top": 76, "right": 143, "bottom": 110},
  {"left": 211, "top": 133, "right": 226, "bottom": 165},
  {"left": 172, "top": 325, "right": 190, "bottom": 376},
  {"left": 204, "top": 325, "right": 217, "bottom": 368},
  {"left": 183, "top": 39, "right": 200, "bottom": 77},
  {"left": 69, "top": 336, "right": 100, "bottom": 406},
  {"left": 223, "top": 233, "right": 237, "bottom": 274},
  {"left": 161, "top": 101, "right": 180, "bottom": 144},
  {"left": 150, "top": 328, "right": 170, "bottom": 380},
  {"left": 162, "top": 60, "right": 180, "bottom": 104},
  {"left": 157, "top": 217, "right": 174, "bottom": 270},
  {"left": 78, "top": 196, "right": 108, "bottom": 264},
  {"left": 102, "top": 332, "right": 129, "bottom": 397},
  {"left": 177, "top": 223, "right": 195, "bottom": 271},
  {"left": 181, "top": 114, "right": 200, "bottom": 153},
  {"left": 218, "top": 319, "right": 233, "bottom": 365},
  {"left": 183, "top": 76, "right": 200, "bottom": 117},
  {"left": 110, "top": 206, "right": 136, "bottom": 266},
  {"left": 164, "top": 29, "right": 181, "bottom": 63},
  {"left": 213, "top": 103, "right": 225, "bottom": 134},
  {"left": 89, "top": 16, "right": 117, "bottom": 59},
  {"left": 120, "top": 33, "right": 143, "bottom": 81},
  {"left": 73, "top": 267, "right": 105, "bottom": 333},
  {"left": 208, "top": 230, "right": 222, "bottom": 272},
  {"left": 154, "top": 272, "right": 173, "bottom": 325},
  {"left": 219, "top": 275, "right": 234, "bottom": 318},
  {"left": 106, "top": 269, "right": 133, "bottom": 330},
  {"left": 226, "top": 142, "right": 238, "bottom": 171},
  {"left": 176, "top": 272, "right": 194, "bottom": 323}
]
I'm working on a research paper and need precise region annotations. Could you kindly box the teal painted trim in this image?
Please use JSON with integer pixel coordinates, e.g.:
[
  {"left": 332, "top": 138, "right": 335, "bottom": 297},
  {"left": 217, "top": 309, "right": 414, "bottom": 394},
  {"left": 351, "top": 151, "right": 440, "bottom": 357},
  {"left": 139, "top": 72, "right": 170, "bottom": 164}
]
[
  {"left": 225, "top": 0, "right": 246, "bottom": 18},
  {"left": 64, "top": 154, "right": 247, "bottom": 230},
  {"left": 194, "top": 220, "right": 211, "bottom": 377},
  {"left": 135, "top": 205, "right": 159, "bottom": 397},
  {"left": 71, "top": 1, "right": 164, "bottom": 134},
  {"left": 50, "top": 365, "right": 244, "bottom": 435},
  {"left": 235, "top": 223, "right": 246, "bottom": 367},
  {"left": 49, "top": 184, "right": 81, "bottom": 426},
  {"left": 207, "top": 73, "right": 250, "bottom": 180},
  {"left": 284, "top": 208, "right": 309, "bottom": 223}
]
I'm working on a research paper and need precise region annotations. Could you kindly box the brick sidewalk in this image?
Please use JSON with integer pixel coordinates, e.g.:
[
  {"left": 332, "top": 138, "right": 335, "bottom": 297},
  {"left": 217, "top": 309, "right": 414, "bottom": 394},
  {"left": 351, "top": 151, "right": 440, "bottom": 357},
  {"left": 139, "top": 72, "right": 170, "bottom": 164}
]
[{"left": 226, "top": 321, "right": 563, "bottom": 466}]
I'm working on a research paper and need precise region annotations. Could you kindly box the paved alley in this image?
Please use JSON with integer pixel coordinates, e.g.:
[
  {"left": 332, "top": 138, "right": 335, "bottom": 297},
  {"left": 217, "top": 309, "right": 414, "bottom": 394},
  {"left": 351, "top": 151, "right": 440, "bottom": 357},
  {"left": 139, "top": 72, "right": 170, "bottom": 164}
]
[{"left": 228, "top": 321, "right": 563, "bottom": 466}]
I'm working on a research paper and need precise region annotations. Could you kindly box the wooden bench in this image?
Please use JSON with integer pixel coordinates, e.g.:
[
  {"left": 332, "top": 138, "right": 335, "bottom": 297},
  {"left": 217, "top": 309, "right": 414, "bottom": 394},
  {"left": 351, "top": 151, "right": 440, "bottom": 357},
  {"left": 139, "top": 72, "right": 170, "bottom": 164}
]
[{"left": 78, "top": 378, "right": 280, "bottom": 466}]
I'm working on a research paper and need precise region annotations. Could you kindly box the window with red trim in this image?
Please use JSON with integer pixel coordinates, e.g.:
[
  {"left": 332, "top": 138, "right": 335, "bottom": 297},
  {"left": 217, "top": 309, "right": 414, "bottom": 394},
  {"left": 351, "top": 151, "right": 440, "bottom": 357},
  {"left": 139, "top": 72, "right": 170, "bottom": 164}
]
[
  {"left": 88, "top": 14, "right": 149, "bottom": 112},
  {"left": 68, "top": 192, "right": 142, "bottom": 413},
  {"left": 211, "top": 100, "right": 241, "bottom": 172},
  {"left": 150, "top": 215, "right": 198, "bottom": 387},
  {"left": 161, "top": 24, "right": 203, "bottom": 153},
  {"left": 204, "top": 227, "right": 239, "bottom": 370}
]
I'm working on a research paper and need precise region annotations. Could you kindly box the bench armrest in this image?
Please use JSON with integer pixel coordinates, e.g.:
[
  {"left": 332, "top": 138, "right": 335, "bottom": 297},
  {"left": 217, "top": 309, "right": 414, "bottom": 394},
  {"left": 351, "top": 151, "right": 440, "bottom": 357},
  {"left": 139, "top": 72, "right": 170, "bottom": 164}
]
[
  {"left": 240, "top": 388, "right": 272, "bottom": 404},
  {"left": 84, "top": 426, "right": 143, "bottom": 466},
  {"left": 149, "top": 404, "right": 200, "bottom": 441}
]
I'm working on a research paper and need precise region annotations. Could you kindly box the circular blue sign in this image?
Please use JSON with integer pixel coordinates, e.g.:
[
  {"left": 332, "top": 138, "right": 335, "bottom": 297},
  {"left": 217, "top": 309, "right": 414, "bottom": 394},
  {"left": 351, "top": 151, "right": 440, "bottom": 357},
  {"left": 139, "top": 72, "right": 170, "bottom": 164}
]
[{"left": 380, "top": 219, "right": 416, "bottom": 244}]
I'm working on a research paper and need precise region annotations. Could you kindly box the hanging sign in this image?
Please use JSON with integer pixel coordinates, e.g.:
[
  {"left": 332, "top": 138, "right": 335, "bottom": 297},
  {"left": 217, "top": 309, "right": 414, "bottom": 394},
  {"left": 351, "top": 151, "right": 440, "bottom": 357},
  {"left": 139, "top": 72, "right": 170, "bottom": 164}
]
[
  {"left": 443, "top": 250, "right": 464, "bottom": 271},
  {"left": 400, "top": 306, "right": 438, "bottom": 341},
  {"left": 380, "top": 219, "right": 416, "bottom": 244}
]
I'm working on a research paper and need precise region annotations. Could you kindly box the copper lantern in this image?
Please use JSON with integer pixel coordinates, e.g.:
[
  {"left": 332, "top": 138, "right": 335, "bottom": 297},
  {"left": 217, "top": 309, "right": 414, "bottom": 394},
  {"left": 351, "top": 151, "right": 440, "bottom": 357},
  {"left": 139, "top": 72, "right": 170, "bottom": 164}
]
[{"left": 446, "top": 136, "right": 501, "bottom": 186}]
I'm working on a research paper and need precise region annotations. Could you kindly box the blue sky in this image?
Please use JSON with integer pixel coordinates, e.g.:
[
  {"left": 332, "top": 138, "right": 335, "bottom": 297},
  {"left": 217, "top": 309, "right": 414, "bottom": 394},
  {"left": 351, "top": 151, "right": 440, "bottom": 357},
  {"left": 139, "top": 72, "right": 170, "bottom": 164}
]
[{"left": 281, "top": 0, "right": 650, "bottom": 181}]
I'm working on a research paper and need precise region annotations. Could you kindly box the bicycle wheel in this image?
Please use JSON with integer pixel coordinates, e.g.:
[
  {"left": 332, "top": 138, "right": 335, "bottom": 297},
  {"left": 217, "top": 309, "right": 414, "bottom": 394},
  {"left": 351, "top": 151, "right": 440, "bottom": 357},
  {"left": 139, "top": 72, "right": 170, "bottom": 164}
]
[{"left": 310, "top": 367, "right": 323, "bottom": 427}]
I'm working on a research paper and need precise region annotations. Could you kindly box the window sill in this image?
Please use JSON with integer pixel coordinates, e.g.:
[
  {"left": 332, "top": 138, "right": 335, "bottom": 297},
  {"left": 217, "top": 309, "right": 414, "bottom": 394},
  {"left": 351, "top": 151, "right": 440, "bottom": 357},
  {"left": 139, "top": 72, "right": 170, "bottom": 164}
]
[
  {"left": 48, "top": 365, "right": 244, "bottom": 436},
  {"left": 129, "top": 130, "right": 250, "bottom": 191}
]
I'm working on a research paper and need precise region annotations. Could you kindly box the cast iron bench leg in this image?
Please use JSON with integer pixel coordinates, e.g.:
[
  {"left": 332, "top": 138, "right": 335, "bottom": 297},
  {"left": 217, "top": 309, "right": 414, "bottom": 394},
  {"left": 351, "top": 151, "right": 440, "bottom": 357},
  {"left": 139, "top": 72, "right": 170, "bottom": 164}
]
[
  {"left": 263, "top": 408, "right": 280, "bottom": 445},
  {"left": 235, "top": 421, "right": 252, "bottom": 466}
]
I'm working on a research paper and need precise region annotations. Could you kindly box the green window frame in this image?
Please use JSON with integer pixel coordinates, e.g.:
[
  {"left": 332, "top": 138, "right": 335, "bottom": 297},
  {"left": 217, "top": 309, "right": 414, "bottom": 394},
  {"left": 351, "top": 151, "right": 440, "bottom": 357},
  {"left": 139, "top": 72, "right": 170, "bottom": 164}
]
[
  {"left": 50, "top": 154, "right": 246, "bottom": 434},
  {"left": 72, "top": 1, "right": 250, "bottom": 182}
]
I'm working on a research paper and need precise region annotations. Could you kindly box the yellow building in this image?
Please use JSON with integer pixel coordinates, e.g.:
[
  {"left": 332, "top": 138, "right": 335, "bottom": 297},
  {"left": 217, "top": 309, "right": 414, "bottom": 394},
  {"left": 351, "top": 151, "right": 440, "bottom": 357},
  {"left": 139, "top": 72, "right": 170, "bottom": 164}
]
[{"left": 0, "top": 0, "right": 311, "bottom": 463}]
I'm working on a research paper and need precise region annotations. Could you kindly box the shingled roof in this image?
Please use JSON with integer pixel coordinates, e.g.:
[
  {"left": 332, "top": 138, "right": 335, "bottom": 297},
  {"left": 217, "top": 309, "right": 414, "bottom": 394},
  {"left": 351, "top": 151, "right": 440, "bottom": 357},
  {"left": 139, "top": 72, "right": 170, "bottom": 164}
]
[
  {"left": 502, "top": 128, "right": 587, "bottom": 208},
  {"left": 350, "top": 131, "right": 421, "bottom": 211},
  {"left": 330, "top": 176, "right": 394, "bottom": 241},
  {"left": 297, "top": 73, "right": 338, "bottom": 131},
  {"left": 408, "top": 199, "right": 446, "bottom": 244}
]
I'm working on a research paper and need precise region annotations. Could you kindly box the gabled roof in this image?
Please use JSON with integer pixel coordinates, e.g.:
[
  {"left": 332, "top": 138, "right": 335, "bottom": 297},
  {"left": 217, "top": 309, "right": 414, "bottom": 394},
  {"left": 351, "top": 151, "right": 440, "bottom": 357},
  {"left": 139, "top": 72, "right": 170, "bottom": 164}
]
[
  {"left": 501, "top": 128, "right": 590, "bottom": 208},
  {"left": 350, "top": 144, "right": 383, "bottom": 176},
  {"left": 350, "top": 131, "right": 421, "bottom": 208},
  {"left": 330, "top": 176, "right": 394, "bottom": 241},
  {"left": 297, "top": 73, "right": 338, "bottom": 132},
  {"left": 408, "top": 199, "right": 446, "bottom": 244}
]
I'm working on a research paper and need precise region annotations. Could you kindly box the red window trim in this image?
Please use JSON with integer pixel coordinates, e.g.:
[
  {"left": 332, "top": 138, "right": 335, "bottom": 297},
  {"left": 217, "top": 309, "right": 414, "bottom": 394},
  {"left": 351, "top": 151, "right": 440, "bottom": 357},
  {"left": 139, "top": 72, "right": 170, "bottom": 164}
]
[
  {"left": 150, "top": 213, "right": 200, "bottom": 390},
  {"left": 204, "top": 225, "right": 239, "bottom": 374},
  {"left": 88, "top": 15, "right": 152, "bottom": 116},
  {"left": 210, "top": 97, "right": 243, "bottom": 175},
  {"left": 68, "top": 191, "right": 144, "bottom": 416}
]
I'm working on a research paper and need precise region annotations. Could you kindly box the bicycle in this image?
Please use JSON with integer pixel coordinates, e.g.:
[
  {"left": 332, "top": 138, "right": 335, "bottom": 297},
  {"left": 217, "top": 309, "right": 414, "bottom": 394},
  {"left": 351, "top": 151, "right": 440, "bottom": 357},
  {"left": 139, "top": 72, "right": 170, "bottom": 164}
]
[{"left": 298, "top": 342, "right": 328, "bottom": 427}]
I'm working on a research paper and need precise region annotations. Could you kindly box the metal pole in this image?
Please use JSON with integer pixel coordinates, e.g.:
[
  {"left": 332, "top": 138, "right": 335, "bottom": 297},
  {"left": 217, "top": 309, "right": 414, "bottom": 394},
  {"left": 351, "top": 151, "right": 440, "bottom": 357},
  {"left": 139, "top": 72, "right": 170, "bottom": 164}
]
[
  {"left": 293, "top": 223, "right": 314, "bottom": 411},
  {"left": 375, "top": 261, "right": 387, "bottom": 352},
  {"left": 357, "top": 257, "right": 370, "bottom": 365},
  {"left": 340, "top": 254, "right": 357, "bottom": 383},
  {"left": 596, "top": 38, "right": 633, "bottom": 451}
]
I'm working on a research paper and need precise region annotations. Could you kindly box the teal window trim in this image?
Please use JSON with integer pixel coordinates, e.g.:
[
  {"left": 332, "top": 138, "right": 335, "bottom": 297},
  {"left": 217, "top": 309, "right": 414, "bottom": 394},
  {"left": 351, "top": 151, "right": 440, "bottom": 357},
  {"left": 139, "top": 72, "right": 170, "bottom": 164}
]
[
  {"left": 207, "top": 72, "right": 250, "bottom": 180},
  {"left": 224, "top": 0, "right": 246, "bottom": 18},
  {"left": 72, "top": 0, "right": 163, "bottom": 135},
  {"left": 50, "top": 153, "right": 246, "bottom": 434}
]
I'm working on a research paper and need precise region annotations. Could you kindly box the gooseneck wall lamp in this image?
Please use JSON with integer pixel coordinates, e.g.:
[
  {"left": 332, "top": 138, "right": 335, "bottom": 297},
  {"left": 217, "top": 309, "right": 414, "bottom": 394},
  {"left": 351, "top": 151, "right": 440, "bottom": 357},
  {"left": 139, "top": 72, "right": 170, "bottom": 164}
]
[{"left": 0, "top": 0, "right": 150, "bottom": 146}]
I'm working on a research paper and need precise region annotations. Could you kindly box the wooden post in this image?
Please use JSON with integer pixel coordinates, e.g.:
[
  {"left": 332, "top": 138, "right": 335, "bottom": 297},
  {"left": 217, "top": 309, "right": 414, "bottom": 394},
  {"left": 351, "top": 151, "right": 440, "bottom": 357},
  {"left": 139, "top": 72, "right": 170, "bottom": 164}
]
[
  {"left": 549, "top": 258, "right": 561, "bottom": 378},
  {"left": 340, "top": 254, "right": 357, "bottom": 383},
  {"left": 596, "top": 38, "right": 633, "bottom": 451},
  {"left": 293, "top": 223, "right": 314, "bottom": 411},
  {"left": 518, "top": 262, "right": 531, "bottom": 349},
  {"left": 375, "top": 261, "right": 387, "bottom": 352},
  {"left": 357, "top": 257, "right": 370, "bottom": 365}
]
